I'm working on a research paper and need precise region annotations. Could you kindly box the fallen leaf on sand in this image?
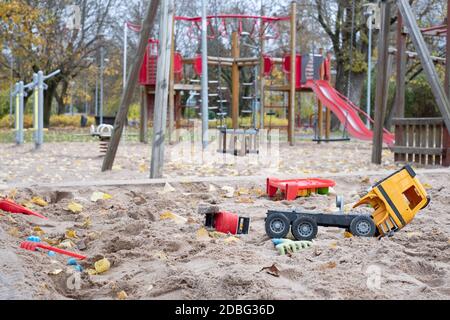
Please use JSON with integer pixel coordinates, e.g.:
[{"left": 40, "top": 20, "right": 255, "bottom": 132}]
[
  {"left": 330, "top": 242, "right": 338, "bottom": 249},
  {"left": 8, "top": 227, "right": 20, "bottom": 237},
  {"left": 159, "top": 183, "right": 176, "bottom": 195},
  {"left": 221, "top": 186, "right": 235, "bottom": 198},
  {"left": 43, "top": 238, "right": 60, "bottom": 246},
  {"left": 67, "top": 202, "right": 83, "bottom": 214},
  {"left": 320, "top": 262, "right": 337, "bottom": 270},
  {"left": 65, "top": 229, "right": 78, "bottom": 239},
  {"left": 160, "top": 211, "right": 187, "bottom": 224},
  {"left": 138, "top": 163, "right": 148, "bottom": 173},
  {"left": 33, "top": 226, "right": 45, "bottom": 236},
  {"left": 237, "top": 188, "right": 250, "bottom": 196},
  {"left": 81, "top": 216, "right": 92, "bottom": 229},
  {"left": 117, "top": 291, "right": 128, "bottom": 300},
  {"left": 260, "top": 264, "right": 280, "bottom": 277},
  {"left": 196, "top": 227, "right": 210, "bottom": 240},
  {"left": 31, "top": 197, "right": 48, "bottom": 207},
  {"left": 87, "top": 269, "right": 97, "bottom": 276},
  {"left": 22, "top": 201, "right": 34, "bottom": 209},
  {"left": 423, "top": 183, "right": 432, "bottom": 190},
  {"left": 360, "top": 177, "right": 370, "bottom": 184},
  {"left": 235, "top": 197, "right": 254, "bottom": 204},
  {"left": 48, "top": 269, "right": 63, "bottom": 276},
  {"left": 209, "top": 231, "right": 227, "bottom": 239},
  {"left": 59, "top": 239, "right": 76, "bottom": 249},
  {"left": 252, "top": 188, "right": 266, "bottom": 197},
  {"left": 91, "top": 192, "right": 112, "bottom": 202},
  {"left": 224, "top": 236, "right": 240, "bottom": 244},
  {"left": 94, "top": 258, "right": 111, "bottom": 274},
  {"left": 344, "top": 231, "right": 353, "bottom": 239}
]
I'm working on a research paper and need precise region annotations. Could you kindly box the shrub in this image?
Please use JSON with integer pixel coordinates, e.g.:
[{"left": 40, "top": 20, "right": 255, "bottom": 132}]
[{"left": 50, "top": 115, "right": 95, "bottom": 127}]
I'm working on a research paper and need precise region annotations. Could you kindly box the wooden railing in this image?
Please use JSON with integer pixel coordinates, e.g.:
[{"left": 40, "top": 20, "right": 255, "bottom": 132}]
[{"left": 392, "top": 118, "right": 450, "bottom": 166}]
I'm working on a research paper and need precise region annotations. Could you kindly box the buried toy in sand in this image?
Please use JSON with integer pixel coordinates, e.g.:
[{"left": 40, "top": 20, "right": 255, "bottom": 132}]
[
  {"left": 198, "top": 204, "right": 250, "bottom": 235},
  {"left": 0, "top": 198, "right": 47, "bottom": 219},
  {"left": 272, "top": 239, "right": 313, "bottom": 255},
  {"left": 265, "top": 165, "right": 430, "bottom": 241}
]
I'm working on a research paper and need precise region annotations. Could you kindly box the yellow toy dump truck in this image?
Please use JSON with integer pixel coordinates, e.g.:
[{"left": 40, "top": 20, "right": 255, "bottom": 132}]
[
  {"left": 353, "top": 165, "right": 430, "bottom": 237},
  {"left": 265, "top": 165, "right": 430, "bottom": 240}
]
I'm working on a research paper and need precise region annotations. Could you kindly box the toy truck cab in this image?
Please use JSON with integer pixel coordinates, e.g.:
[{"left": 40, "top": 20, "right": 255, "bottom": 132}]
[{"left": 354, "top": 165, "right": 430, "bottom": 236}]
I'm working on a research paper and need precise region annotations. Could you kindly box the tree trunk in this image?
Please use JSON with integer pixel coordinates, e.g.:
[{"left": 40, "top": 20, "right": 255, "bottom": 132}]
[
  {"left": 348, "top": 72, "right": 366, "bottom": 106},
  {"left": 55, "top": 80, "right": 69, "bottom": 115},
  {"left": 44, "top": 81, "right": 57, "bottom": 128}
]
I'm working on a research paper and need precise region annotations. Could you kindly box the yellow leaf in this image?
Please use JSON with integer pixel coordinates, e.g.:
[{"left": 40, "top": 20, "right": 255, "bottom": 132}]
[
  {"left": 22, "top": 201, "right": 34, "bottom": 209},
  {"left": 224, "top": 236, "right": 240, "bottom": 244},
  {"left": 65, "top": 229, "right": 78, "bottom": 239},
  {"left": 252, "top": 188, "right": 266, "bottom": 197},
  {"left": 160, "top": 211, "right": 187, "bottom": 224},
  {"left": 320, "top": 262, "right": 337, "bottom": 270},
  {"left": 31, "top": 197, "right": 48, "bottom": 207},
  {"left": 33, "top": 226, "right": 45, "bottom": 236},
  {"left": 94, "top": 258, "right": 111, "bottom": 274},
  {"left": 67, "top": 202, "right": 83, "bottom": 214},
  {"left": 87, "top": 269, "right": 97, "bottom": 276},
  {"left": 237, "top": 188, "right": 250, "bottom": 196},
  {"left": 196, "top": 227, "right": 210, "bottom": 240},
  {"left": 423, "top": 183, "right": 432, "bottom": 190},
  {"left": 235, "top": 197, "right": 254, "bottom": 204},
  {"left": 117, "top": 291, "right": 128, "bottom": 300},
  {"left": 43, "top": 238, "right": 60, "bottom": 246},
  {"left": 344, "top": 231, "right": 353, "bottom": 238},
  {"left": 139, "top": 163, "right": 148, "bottom": 173},
  {"left": 91, "top": 192, "right": 112, "bottom": 202},
  {"left": 82, "top": 216, "right": 92, "bottom": 229}
]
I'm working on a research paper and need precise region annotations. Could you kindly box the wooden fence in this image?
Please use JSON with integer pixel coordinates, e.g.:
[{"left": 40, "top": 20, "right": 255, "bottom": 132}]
[{"left": 392, "top": 118, "right": 450, "bottom": 166}]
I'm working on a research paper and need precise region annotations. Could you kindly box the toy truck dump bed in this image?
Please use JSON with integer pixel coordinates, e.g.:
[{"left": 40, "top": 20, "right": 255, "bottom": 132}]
[{"left": 354, "top": 165, "right": 430, "bottom": 236}]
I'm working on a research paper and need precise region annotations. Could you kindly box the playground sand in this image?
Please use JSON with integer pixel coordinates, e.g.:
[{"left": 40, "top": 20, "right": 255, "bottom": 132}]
[{"left": 0, "top": 171, "right": 449, "bottom": 300}]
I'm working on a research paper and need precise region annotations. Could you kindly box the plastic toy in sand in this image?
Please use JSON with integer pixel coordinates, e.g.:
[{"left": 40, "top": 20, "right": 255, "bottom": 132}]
[
  {"left": 20, "top": 241, "right": 86, "bottom": 260},
  {"left": 267, "top": 178, "right": 336, "bottom": 201},
  {"left": 0, "top": 198, "right": 47, "bottom": 219}
]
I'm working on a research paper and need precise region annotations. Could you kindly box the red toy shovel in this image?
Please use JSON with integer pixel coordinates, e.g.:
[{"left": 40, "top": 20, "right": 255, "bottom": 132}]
[
  {"left": 20, "top": 241, "right": 86, "bottom": 260},
  {"left": 0, "top": 199, "right": 47, "bottom": 219}
]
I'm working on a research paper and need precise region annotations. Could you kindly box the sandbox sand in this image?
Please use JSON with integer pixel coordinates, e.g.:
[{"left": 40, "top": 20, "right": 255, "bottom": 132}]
[{"left": 0, "top": 140, "right": 449, "bottom": 300}]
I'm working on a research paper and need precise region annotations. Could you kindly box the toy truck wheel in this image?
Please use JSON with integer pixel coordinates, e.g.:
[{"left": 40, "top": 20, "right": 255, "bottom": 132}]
[
  {"left": 349, "top": 216, "right": 376, "bottom": 237},
  {"left": 291, "top": 217, "right": 318, "bottom": 241},
  {"left": 265, "top": 213, "right": 290, "bottom": 239}
]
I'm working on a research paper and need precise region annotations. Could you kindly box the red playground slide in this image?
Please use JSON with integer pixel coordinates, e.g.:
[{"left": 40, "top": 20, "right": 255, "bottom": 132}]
[{"left": 305, "top": 80, "right": 395, "bottom": 146}]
